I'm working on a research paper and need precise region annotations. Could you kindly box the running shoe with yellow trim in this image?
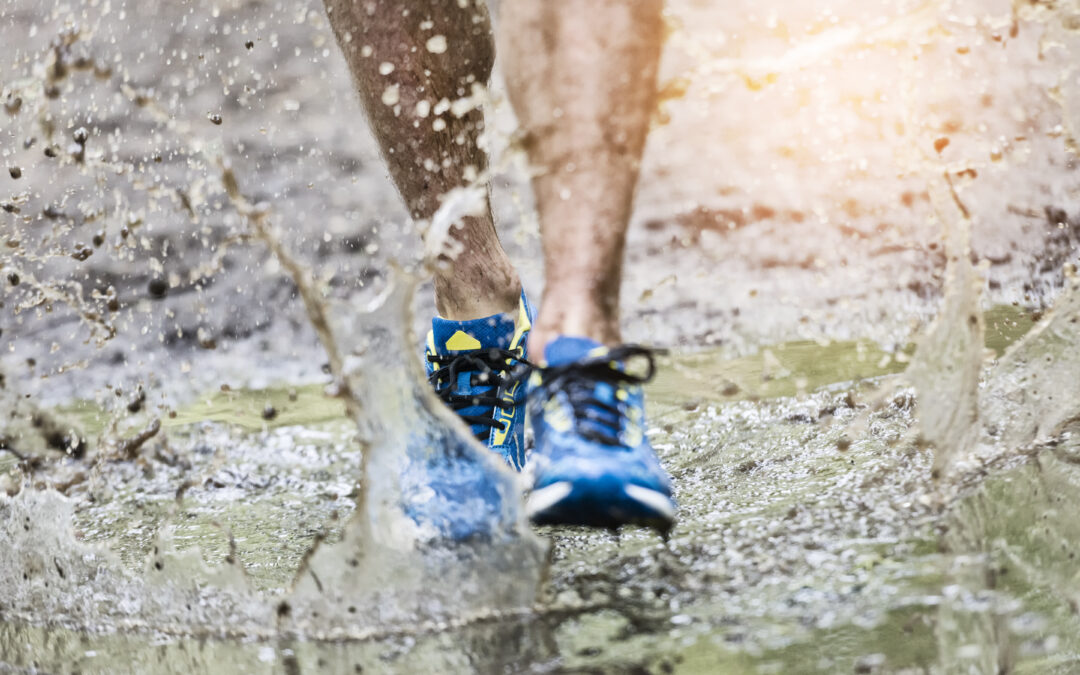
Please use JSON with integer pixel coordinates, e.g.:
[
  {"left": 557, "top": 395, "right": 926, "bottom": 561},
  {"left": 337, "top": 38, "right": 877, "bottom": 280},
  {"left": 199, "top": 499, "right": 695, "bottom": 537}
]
[
  {"left": 425, "top": 293, "right": 533, "bottom": 470},
  {"left": 525, "top": 336, "right": 676, "bottom": 532}
]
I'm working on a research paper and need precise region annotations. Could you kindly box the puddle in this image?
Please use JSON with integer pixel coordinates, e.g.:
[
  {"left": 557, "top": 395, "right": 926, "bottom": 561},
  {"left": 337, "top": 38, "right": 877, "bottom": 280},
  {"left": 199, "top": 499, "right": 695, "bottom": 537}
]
[
  {"left": 42, "top": 302, "right": 1037, "bottom": 441},
  {"left": 3, "top": 305, "right": 1075, "bottom": 671}
]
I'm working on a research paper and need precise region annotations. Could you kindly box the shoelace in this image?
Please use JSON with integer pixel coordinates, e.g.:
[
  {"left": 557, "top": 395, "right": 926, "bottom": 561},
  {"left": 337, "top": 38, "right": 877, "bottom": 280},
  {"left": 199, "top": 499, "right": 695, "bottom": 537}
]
[
  {"left": 530, "top": 345, "right": 660, "bottom": 447},
  {"left": 428, "top": 348, "right": 530, "bottom": 442}
]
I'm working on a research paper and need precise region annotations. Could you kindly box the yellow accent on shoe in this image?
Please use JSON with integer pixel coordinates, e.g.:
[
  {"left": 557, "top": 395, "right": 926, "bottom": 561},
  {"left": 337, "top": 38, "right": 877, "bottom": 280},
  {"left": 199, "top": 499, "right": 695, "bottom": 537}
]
[
  {"left": 491, "top": 377, "right": 521, "bottom": 446},
  {"left": 491, "top": 421, "right": 509, "bottom": 446},
  {"left": 543, "top": 397, "right": 573, "bottom": 432},
  {"left": 510, "top": 296, "right": 532, "bottom": 353},
  {"left": 587, "top": 346, "right": 609, "bottom": 359},
  {"left": 491, "top": 297, "right": 532, "bottom": 446},
  {"left": 445, "top": 330, "right": 482, "bottom": 351}
]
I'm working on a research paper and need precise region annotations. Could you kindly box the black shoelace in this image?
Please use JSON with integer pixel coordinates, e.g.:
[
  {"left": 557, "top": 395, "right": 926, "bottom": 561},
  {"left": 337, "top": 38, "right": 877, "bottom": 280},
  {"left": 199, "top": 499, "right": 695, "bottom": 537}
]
[
  {"left": 428, "top": 348, "right": 529, "bottom": 442},
  {"left": 530, "top": 345, "right": 660, "bottom": 447}
]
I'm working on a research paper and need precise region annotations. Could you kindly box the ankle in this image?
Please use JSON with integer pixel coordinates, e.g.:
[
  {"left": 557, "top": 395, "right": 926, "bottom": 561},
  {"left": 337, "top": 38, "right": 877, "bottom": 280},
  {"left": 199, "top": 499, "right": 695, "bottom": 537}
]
[
  {"left": 528, "top": 315, "right": 620, "bottom": 360},
  {"left": 434, "top": 270, "right": 521, "bottom": 321}
]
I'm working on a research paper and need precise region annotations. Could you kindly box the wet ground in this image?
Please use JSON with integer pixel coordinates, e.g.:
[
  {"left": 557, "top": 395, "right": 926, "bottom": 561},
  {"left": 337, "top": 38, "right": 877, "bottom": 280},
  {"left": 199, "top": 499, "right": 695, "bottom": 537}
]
[
  {"left": 4, "top": 306, "right": 1080, "bottom": 673},
  {"left": 3, "top": 0, "right": 1080, "bottom": 672}
]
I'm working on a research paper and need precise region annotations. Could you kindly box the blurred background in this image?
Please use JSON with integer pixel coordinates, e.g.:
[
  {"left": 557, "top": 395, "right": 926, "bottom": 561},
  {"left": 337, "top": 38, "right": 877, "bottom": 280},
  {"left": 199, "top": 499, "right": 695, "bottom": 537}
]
[{"left": 2, "top": 0, "right": 1078, "bottom": 410}]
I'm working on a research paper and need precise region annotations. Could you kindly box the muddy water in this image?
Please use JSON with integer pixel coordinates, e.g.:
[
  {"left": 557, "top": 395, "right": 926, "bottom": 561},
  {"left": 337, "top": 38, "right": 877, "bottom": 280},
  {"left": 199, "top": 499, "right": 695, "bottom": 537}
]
[
  {"left": 3, "top": 308, "right": 1079, "bottom": 673},
  {"left": 0, "top": 351, "right": 945, "bottom": 673},
  {"left": 3, "top": 0, "right": 1080, "bottom": 672}
]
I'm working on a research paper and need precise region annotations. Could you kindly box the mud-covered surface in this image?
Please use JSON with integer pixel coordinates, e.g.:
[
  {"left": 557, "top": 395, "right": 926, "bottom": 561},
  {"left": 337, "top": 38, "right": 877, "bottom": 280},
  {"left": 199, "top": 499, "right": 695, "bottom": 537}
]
[
  {"left": 4, "top": 0, "right": 1080, "bottom": 672},
  {"left": 4, "top": 306, "right": 1080, "bottom": 672},
  {"left": 3, "top": 354, "right": 1080, "bottom": 673}
]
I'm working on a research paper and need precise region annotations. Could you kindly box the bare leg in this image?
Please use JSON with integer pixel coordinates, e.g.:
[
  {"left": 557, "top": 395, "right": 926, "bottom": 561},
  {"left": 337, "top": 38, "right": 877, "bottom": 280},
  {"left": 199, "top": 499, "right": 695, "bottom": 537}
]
[
  {"left": 498, "top": 1, "right": 664, "bottom": 354},
  {"left": 324, "top": 0, "right": 520, "bottom": 319}
]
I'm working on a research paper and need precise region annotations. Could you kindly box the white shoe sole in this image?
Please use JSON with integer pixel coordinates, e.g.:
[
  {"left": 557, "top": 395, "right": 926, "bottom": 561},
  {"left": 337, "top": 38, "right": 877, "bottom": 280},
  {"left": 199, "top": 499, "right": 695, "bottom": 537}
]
[{"left": 526, "top": 480, "right": 676, "bottom": 526}]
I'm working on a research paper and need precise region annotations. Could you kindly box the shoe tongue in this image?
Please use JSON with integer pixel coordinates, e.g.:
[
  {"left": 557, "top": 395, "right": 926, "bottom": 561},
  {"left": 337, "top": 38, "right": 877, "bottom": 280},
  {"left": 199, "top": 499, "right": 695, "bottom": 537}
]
[
  {"left": 431, "top": 311, "right": 516, "bottom": 354},
  {"left": 543, "top": 336, "right": 605, "bottom": 366}
]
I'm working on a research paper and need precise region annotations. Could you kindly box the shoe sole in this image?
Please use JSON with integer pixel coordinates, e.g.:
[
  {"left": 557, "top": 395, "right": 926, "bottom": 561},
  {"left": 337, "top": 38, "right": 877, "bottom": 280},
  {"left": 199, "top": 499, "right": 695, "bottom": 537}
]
[{"left": 526, "top": 480, "right": 676, "bottom": 533}]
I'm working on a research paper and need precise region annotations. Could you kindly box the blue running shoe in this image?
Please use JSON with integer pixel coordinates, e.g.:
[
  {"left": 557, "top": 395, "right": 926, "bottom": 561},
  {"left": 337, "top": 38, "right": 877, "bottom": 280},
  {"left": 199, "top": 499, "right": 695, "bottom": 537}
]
[
  {"left": 525, "top": 337, "right": 676, "bottom": 532},
  {"left": 425, "top": 293, "right": 533, "bottom": 470}
]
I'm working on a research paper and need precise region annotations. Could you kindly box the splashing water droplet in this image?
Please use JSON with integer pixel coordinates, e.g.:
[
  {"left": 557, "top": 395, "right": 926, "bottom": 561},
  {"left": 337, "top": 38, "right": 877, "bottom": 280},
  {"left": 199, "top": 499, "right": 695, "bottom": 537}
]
[{"left": 425, "top": 35, "right": 447, "bottom": 54}]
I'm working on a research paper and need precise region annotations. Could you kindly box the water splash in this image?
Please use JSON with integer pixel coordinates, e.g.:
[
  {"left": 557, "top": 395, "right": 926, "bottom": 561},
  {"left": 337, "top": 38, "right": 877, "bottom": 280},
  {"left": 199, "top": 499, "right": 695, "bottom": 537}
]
[
  {"left": 905, "top": 175, "right": 986, "bottom": 479},
  {"left": 0, "top": 263, "right": 546, "bottom": 642},
  {"left": 0, "top": 488, "right": 271, "bottom": 636},
  {"left": 282, "top": 272, "right": 547, "bottom": 637},
  {"left": 978, "top": 279, "right": 1080, "bottom": 454},
  {"left": 0, "top": 24, "right": 546, "bottom": 641}
]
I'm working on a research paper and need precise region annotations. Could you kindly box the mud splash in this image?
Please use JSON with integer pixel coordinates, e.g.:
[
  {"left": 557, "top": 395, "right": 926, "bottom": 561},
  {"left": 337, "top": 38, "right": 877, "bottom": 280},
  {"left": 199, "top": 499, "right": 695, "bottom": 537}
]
[
  {"left": 905, "top": 176, "right": 985, "bottom": 478},
  {"left": 282, "top": 272, "right": 546, "bottom": 638},
  {"left": 1, "top": 158, "right": 546, "bottom": 639},
  {"left": 0, "top": 271, "right": 546, "bottom": 640}
]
